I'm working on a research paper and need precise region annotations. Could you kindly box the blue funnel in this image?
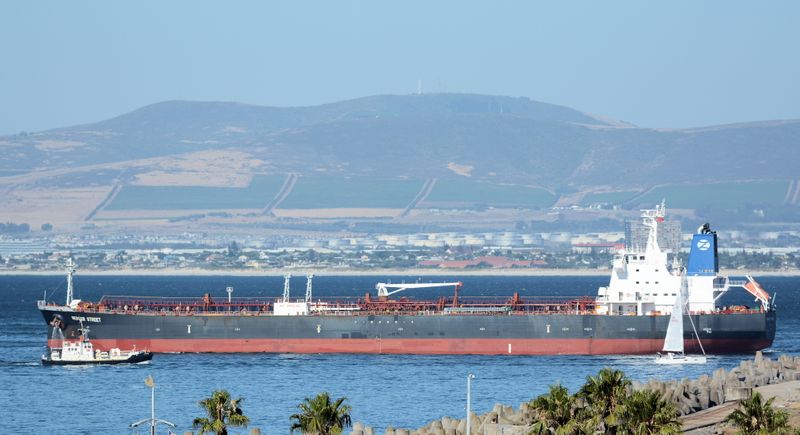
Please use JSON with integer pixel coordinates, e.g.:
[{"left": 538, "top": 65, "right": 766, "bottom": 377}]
[{"left": 687, "top": 231, "right": 718, "bottom": 276}]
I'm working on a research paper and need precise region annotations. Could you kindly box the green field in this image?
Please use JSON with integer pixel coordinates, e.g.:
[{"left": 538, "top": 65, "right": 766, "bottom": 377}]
[
  {"left": 278, "top": 177, "right": 424, "bottom": 209},
  {"left": 423, "top": 179, "right": 556, "bottom": 209},
  {"left": 580, "top": 191, "right": 640, "bottom": 206},
  {"left": 105, "top": 175, "right": 286, "bottom": 210},
  {"left": 634, "top": 181, "right": 789, "bottom": 209}
]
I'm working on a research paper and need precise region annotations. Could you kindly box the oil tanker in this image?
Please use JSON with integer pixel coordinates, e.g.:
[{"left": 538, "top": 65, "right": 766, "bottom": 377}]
[{"left": 38, "top": 204, "right": 775, "bottom": 355}]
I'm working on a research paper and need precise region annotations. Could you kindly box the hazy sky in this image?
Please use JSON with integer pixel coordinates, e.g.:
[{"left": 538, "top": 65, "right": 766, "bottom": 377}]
[{"left": 2, "top": 1, "right": 798, "bottom": 134}]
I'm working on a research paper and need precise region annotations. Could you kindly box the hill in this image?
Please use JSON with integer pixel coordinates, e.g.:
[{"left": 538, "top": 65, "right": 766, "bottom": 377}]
[
  {"left": 2, "top": 93, "right": 797, "bottom": 188},
  {"left": 0, "top": 93, "right": 798, "bottom": 231}
]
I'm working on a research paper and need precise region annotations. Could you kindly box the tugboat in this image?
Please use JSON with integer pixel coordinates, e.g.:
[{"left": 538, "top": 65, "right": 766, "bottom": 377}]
[{"left": 42, "top": 322, "right": 152, "bottom": 366}]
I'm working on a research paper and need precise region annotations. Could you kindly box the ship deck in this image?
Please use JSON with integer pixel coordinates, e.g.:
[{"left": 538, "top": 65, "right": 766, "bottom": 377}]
[{"left": 38, "top": 294, "right": 766, "bottom": 317}]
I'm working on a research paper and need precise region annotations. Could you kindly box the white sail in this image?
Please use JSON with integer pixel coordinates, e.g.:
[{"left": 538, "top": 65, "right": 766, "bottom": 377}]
[{"left": 662, "top": 287, "right": 684, "bottom": 353}]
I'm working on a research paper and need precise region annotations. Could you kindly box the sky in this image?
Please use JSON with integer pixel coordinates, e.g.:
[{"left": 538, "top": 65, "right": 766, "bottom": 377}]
[{"left": 1, "top": 1, "right": 799, "bottom": 134}]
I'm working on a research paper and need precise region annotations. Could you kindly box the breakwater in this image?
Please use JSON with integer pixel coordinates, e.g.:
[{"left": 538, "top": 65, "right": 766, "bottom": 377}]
[
  {"left": 635, "top": 352, "right": 800, "bottom": 415},
  {"left": 348, "top": 352, "right": 800, "bottom": 435}
]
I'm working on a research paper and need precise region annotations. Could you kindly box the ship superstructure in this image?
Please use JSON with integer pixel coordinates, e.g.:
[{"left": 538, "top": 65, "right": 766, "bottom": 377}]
[
  {"left": 37, "top": 204, "right": 775, "bottom": 355},
  {"left": 595, "top": 202, "right": 770, "bottom": 316}
]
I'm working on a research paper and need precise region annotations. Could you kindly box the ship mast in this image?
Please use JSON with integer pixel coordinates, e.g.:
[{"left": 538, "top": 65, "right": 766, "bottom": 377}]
[
  {"left": 642, "top": 200, "right": 665, "bottom": 254},
  {"left": 282, "top": 273, "right": 292, "bottom": 303},
  {"left": 65, "top": 258, "right": 76, "bottom": 306},
  {"left": 305, "top": 274, "right": 314, "bottom": 303}
]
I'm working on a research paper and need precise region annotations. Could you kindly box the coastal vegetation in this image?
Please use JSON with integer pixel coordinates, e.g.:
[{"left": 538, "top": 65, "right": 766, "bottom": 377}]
[
  {"left": 724, "top": 391, "right": 794, "bottom": 434},
  {"left": 526, "top": 368, "right": 681, "bottom": 434},
  {"left": 289, "top": 392, "right": 352, "bottom": 435},
  {"left": 192, "top": 389, "right": 249, "bottom": 435},
  {"left": 180, "top": 358, "right": 800, "bottom": 434}
]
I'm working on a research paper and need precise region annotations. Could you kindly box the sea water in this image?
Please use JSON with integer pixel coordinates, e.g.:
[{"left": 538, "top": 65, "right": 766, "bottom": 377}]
[{"left": 1, "top": 275, "right": 798, "bottom": 434}]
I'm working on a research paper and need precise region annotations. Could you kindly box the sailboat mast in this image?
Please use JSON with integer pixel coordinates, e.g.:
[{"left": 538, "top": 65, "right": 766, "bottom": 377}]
[{"left": 686, "top": 312, "right": 706, "bottom": 355}]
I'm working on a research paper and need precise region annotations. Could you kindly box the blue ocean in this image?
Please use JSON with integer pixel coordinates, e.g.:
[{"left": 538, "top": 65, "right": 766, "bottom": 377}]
[{"left": 2, "top": 275, "right": 798, "bottom": 434}]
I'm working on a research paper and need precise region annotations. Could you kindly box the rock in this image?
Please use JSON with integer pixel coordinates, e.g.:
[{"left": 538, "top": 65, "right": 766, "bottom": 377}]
[
  {"left": 249, "top": 430, "right": 261, "bottom": 435},
  {"left": 724, "top": 386, "right": 752, "bottom": 402},
  {"left": 709, "top": 386, "right": 724, "bottom": 407},
  {"left": 385, "top": 427, "right": 396, "bottom": 435},
  {"left": 475, "top": 421, "right": 491, "bottom": 435},
  {"left": 696, "top": 386, "right": 710, "bottom": 410},
  {"left": 469, "top": 412, "right": 482, "bottom": 433},
  {"left": 366, "top": 427, "right": 375, "bottom": 435}
]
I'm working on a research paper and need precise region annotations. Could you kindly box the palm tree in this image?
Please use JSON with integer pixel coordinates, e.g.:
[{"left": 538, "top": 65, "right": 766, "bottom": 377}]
[
  {"left": 527, "top": 384, "right": 580, "bottom": 433},
  {"left": 614, "top": 389, "right": 681, "bottom": 435},
  {"left": 724, "top": 391, "right": 792, "bottom": 434},
  {"left": 577, "top": 368, "right": 631, "bottom": 432},
  {"left": 193, "top": 390, "right": 249, "bottom": 435},
  {"left": 290, "top": 392, "right": 352, "bottom": 435}
]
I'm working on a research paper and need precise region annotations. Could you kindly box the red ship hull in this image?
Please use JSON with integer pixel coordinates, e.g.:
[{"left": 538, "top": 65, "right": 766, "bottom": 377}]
[{"left": 48, "top": 337, "right": 772, "bottom": 355}]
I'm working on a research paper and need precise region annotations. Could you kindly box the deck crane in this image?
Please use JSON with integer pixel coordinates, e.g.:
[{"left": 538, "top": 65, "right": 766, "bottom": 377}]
[{"left": 375, "top": 282, "right": 463, "bottom": 298}]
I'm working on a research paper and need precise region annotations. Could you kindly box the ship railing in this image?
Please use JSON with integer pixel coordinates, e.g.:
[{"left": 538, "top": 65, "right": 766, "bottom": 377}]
[
  {"left": 95, "top": 295, "right": 276, "bottom": 315},
  {"left": 89, "top": 294, "right": 599, "bottom": 316}
]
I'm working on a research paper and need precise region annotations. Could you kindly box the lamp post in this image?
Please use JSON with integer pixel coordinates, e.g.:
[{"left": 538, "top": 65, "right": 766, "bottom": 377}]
[
  {"left": 466, "top": 373, "right": 475, "bottom": 435},
  {"left": 130, "top": 375, "right": 176, "bottom": 435},
  {"left": 146, "top": 375, "right": 155, "bottom": 435}
]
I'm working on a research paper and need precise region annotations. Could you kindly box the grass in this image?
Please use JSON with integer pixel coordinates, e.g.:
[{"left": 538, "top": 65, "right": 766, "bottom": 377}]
[
  {"left": 278, "top": 176, "right": 424, "bottom": 209},
  {"left": 634, "top": 181, "right": 789, "bottom": 209},
  {"left": 105, "top": 175, "right": 286, "bottom": 210},
  {"left": 423, "top": 179, "right": 556, "bottom": 208}
]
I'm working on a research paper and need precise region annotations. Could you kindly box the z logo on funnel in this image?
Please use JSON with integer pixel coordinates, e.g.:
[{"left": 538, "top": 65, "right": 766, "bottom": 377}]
[{"left": 696, "top": 239, "right": 711, "bottom": 251}]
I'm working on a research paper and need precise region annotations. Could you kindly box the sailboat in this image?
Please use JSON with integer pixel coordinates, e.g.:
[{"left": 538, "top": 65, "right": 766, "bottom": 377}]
[{"left": 655, "top": 273, "right": 707, "bottom": 365}]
